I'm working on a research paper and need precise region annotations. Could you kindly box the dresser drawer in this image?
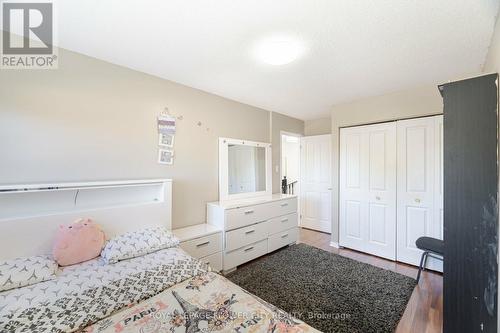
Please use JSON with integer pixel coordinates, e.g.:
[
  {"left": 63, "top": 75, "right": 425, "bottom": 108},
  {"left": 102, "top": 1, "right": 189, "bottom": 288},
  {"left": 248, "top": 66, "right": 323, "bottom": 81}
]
[
  {"left": 268, "top": 212, "right": 298, "bottom": 235},
  {"left": 224, "top": 239, "right": 267, "bottom": 270},
  {"left": 180, "top": 233, "right": 222, "bottom": 259},
  {"left": 225, "top": 221, "right": 268, "bottom": 252},
  {"left": 224, "top": 197, "right": 297, "bottom": 231},
  {"left": 268, "top": 198, "right": 297, "bottom": 217},
  {"left": 268, "top": 227, "right": 297, "bottom": 253},
  {"left": 225, "top": 204, "right": 269, "bottom": 230},
  {"left": 200, "top": 252, "right": 222, "bottom": 272}
]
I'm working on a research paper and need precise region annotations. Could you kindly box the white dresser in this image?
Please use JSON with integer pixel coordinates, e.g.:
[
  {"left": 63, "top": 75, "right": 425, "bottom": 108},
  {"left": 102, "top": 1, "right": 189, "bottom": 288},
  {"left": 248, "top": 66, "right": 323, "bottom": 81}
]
[{"left": 207, "top": 194, "right": 298, "bottom": 272}]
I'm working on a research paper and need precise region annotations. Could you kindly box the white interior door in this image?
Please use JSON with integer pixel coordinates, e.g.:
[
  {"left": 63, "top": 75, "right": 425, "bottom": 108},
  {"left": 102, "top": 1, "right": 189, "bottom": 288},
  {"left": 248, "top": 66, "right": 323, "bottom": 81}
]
[
  {"left": 300, "top": 134, "right": 332, "bottom": 233},
  {"left": 339, "top": 122, "right": 397, "bottom": 260},
  {"left": 236, "top": 146, "right": 256, "bottom": 193},
  {"left": 396, "top": 115, "right": 442, "bottom": 271}
]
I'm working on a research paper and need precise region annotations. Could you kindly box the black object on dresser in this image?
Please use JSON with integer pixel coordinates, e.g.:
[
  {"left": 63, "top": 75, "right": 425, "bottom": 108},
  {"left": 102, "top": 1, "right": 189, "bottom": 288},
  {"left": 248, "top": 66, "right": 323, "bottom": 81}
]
[{"left": 440, "top": 73, "right": 498, "bottom": 333}]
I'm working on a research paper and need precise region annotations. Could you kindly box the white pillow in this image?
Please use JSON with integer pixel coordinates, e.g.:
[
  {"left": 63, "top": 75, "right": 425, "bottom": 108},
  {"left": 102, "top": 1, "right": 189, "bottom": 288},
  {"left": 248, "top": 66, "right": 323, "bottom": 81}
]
[
  {"left": 101, "top": 226, "right": 179, "bottom": 264},
  {"left": 0, "top": 255, "right": 58, "bottom": 292}
]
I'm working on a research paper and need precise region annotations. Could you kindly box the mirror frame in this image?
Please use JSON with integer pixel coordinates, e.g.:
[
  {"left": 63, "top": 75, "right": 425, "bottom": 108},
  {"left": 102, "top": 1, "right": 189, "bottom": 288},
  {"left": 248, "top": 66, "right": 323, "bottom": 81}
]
[{"left": 219, "top": 137, "right": 272, "bottom": 202}]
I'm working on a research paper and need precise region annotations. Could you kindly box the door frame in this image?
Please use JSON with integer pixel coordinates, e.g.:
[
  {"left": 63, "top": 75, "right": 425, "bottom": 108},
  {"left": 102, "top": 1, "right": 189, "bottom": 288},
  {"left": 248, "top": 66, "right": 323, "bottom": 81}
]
[{"left": 280, "top": 130, "right": 302, "bottom": 194}]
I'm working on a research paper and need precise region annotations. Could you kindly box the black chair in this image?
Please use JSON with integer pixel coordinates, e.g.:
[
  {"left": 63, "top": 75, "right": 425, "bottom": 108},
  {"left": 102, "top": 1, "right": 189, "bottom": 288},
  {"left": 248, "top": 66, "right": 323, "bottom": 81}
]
[{"left": 415, "top": 236, "right": 444, "bottom": 283}]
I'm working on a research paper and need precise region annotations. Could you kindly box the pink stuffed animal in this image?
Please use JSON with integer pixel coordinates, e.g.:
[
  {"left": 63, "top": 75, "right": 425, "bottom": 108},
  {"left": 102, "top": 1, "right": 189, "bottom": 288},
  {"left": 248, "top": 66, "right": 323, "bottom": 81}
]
[{"left": 53, "top": 218, "right": 106, "bottom": 266}]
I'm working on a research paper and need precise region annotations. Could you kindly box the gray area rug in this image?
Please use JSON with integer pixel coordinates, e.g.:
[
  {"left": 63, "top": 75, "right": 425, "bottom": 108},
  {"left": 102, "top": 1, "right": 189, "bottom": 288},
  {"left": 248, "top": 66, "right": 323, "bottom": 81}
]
[{"left": 226, "top": 243, "right": 416, "bottom": 333}]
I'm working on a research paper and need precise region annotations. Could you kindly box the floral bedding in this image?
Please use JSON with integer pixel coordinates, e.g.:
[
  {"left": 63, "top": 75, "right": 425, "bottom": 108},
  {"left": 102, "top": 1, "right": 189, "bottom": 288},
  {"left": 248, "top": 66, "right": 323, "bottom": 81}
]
[{"left": 83, "top": 272, "right": 320, "bottom": 333}]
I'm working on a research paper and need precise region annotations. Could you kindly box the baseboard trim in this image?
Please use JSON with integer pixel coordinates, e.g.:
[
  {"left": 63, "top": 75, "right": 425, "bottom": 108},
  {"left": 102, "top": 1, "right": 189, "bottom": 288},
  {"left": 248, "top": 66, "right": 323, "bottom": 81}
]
[{"left": 329, "top": 241, "right": 340, "bottom": 248}]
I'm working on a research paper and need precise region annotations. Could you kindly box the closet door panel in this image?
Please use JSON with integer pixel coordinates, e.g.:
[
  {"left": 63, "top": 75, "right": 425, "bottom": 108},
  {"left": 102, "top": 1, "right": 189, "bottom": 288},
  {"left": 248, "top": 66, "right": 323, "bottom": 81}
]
[
  {"left": 396, "top": 117, "right": 436, "bottom": 266},
  {"left": 340, "top": 122, "right": 396, "bottom": 259},
  {"left": 340, "top": 128, "right": 367, "bottom": 252},
  {"left": 365, "top": 123, "right": 397, "bottom": 260},
  {"left": 345, "top": 200, "right": 362, "bottom": 239}
]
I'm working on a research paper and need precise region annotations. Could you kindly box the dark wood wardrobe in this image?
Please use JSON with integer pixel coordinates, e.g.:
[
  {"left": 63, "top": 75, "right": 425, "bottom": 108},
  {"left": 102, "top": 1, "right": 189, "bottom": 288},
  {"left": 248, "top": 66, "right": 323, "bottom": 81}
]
[{"left": 440, "top": 73, "right": 499, "bottom": 333}]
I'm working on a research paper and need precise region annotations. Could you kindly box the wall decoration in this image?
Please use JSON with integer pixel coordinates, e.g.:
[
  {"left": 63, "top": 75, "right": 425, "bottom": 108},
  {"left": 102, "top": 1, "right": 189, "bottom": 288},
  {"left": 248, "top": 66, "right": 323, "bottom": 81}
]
[
  {"left": 158, "top": 133, "right": 174, "bottom": 148},
  {"left": 158, "top": 149, "right": 174, "bottom": 165},
  {"left": 158, "top": 115, "right": 176, "bottom": 135}
]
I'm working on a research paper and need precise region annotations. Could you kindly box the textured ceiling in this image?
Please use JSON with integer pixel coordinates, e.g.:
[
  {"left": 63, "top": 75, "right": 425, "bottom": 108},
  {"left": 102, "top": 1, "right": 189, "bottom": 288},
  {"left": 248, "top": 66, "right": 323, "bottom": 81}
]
[{"left": 52, "top": 1, "right": 500, "bottom": 119}]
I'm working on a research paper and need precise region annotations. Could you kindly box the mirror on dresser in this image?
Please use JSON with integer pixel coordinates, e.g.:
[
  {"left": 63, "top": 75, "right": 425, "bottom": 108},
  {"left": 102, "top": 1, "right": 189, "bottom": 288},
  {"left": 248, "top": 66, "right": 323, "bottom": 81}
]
[
  {"left": 210, "top": 137, "right": 298, "bottom": 274},
  {"left": 218, "top": 138, "right": 272, "bottom": 202}
]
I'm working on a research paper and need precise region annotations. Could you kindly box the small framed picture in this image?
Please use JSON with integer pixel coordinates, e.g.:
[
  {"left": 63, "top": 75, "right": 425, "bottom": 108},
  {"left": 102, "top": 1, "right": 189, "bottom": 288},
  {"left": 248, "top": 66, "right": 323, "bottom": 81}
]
[
  {"left": 158, "top": 149, "right": 174, "bottom": 165},
  {"left": 159, "top": 133, "right": 175, "bottom": 148}
]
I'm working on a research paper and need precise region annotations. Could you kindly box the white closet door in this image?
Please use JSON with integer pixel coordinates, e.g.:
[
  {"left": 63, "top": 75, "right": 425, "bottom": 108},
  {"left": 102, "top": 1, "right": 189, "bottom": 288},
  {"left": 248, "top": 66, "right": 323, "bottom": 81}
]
[
  {"left": 396, "top": 116, "right": 440, "bottom": 267},
  {"left": 364, "top": 123, "right": 397, "bottom": 259},
  {"left": 300, "top": 134, "right": 332, "bottom": 233},
  {"left": 339, "top": 126, "right": 366, "bottom": 251},
  {"left": 339, "top": 122, "right": 397, "bottom": 260}
]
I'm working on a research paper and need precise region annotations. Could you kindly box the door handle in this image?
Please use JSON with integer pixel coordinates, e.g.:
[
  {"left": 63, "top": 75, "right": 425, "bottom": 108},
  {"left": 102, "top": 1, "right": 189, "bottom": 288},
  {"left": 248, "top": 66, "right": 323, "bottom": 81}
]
[
  {"left": 196, "top": 241, "right": 210, "bottom": 247},
  {"left": 281, "top": 233, "right": 289, "bottom": 238},
  {"left": 280, "top": 203, "right": 289, "bottom": 207},
  {"left": 244, "top": 246, "right": 254, "bottom": 252},
  {"left": 281, "top": 218, "right": 289, "bottom": 223},
  {"left": 245, "top": 229, "right": 255, "bottom": 234},
  {"left": 244, "top": 210, "right": 254, "bottom": 215}
]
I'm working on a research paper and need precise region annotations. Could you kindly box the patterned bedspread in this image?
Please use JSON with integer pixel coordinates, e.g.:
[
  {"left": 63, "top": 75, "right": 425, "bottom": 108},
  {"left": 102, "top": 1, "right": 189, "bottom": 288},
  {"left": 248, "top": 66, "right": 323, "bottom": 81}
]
[
  {"left": 0, "top": 248, "right": 207, "bottom": 332},
  {"left": 1, "top": 249, "right": 319, "bottom": 333},
  {"left": 83, "top": 272, "right": 320, "bottom": 333}
]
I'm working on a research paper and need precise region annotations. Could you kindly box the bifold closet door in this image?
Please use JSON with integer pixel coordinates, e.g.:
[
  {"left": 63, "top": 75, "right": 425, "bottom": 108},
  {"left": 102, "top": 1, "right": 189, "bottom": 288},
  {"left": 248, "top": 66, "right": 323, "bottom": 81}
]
[
  {"left": 396, "top": 115, "right": 443, "bottom": 271},
  {"left": 339, "top": 122, "right": 397, "bottom": 260}
]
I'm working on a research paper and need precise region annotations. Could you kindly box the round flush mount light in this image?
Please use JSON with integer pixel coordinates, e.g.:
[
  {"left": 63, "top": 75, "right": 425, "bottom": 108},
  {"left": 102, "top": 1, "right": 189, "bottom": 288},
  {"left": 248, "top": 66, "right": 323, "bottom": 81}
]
[{"left": 254, "top": 36, "right": 304, "bottom": 66}]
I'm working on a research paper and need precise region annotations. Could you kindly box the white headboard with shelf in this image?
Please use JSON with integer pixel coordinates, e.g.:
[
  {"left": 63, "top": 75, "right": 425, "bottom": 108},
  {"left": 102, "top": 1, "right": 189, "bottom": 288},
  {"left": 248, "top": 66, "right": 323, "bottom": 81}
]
[{"left": 0, "top": 179, "right": 172, "bottom": 260}]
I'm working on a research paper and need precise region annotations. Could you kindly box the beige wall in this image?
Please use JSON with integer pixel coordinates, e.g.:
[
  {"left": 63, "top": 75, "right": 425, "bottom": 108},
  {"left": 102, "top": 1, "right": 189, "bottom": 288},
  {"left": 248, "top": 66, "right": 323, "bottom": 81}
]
[
  {"left": 305, "top": 118, "right": 331, "bottom": 136},
  {"left": 0, "top": 47, "right": 302, "bottom": 228},
  {"left": 484, "top": 13, "right": 500, "bottom": 73},
  {"left": 330, "top": 85, "right": 443, "bottom": 243},
  {"left": 271, "top": 112, "right": 304, "bottom": 193}
]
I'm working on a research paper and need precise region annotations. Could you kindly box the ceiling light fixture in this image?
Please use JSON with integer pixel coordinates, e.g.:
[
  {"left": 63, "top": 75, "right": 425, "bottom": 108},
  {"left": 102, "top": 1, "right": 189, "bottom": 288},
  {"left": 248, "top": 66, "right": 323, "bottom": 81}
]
[{"left": 254, "top": 37, "right": 304, "bottom": 66}]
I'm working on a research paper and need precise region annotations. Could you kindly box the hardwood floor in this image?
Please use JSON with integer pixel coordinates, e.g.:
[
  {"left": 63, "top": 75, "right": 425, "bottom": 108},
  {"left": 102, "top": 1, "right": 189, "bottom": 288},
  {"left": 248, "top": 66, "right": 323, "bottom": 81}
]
[{"left": 297, "top": 227, "right": 443, "bottom": 333}]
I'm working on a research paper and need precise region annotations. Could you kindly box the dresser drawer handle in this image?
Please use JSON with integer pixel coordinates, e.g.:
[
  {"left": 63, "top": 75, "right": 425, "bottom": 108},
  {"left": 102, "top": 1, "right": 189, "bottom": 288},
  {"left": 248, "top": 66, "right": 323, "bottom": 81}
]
[
  {"left": 196, "top": 241, "right": 210, "bottom": 247},
  {"left": 280, "top": 203, "right": 289, "bottom": 207},
  {"left": 244, "top": 246, "right": 254, "bottom": 252},
  {"left": 245, "top": 229, "right": 256, "bottom": 234},
  {"left": 281, "top": 233, "right": 289, "bottom": 238},
  {"left": 281, "top": 218, "right": 289, "bottom": 223},
  {"left": 244, "top": 210, "right": 254, "bottom": 215}
]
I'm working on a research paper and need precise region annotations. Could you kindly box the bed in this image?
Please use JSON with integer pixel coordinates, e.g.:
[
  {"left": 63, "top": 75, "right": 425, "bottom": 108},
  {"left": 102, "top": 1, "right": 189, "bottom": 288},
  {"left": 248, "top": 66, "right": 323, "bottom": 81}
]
[
  {"left": 0, "top": 180, "right": 319, "bottom": 333},
  {"left": 0, "top": 247, "right": 317, "bottom": 332}
]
